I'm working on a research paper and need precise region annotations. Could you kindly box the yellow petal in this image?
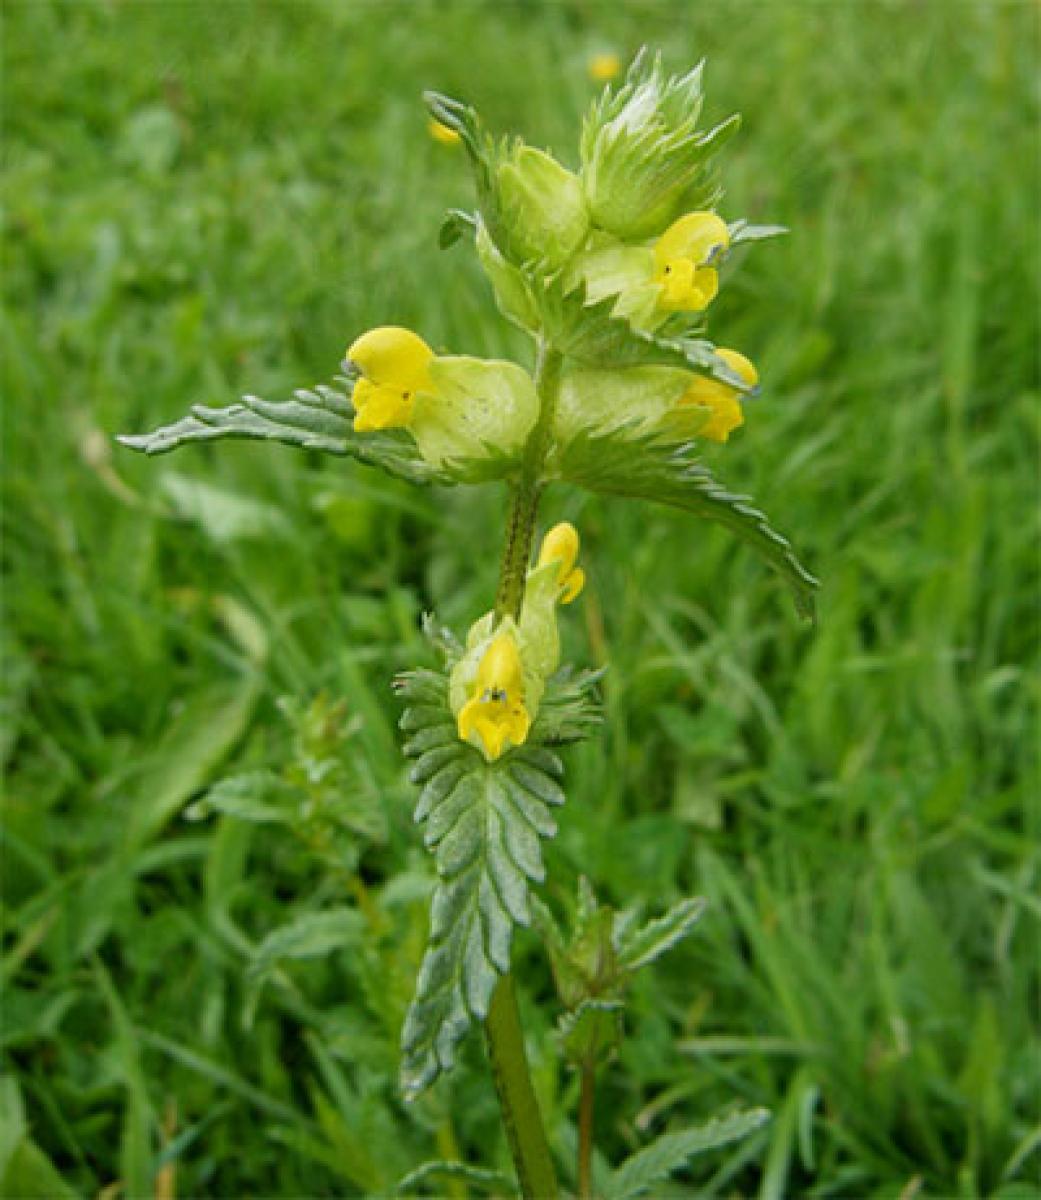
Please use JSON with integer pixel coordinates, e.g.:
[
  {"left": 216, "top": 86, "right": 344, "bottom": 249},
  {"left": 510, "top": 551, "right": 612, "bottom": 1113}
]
[
  {"left": 697, "top": 395, "right": 745, "bottom": 442},
  {"left": 346, "top": 326, "right": 434, "bottom": 392},
  {"left": 715, "top": 348, "right": 758, "bottom": 387},
  {"left": 676, "top": 349, "right": 757, "bottom": 443},
  {"left": 457, "top": 694, "right": 531, "bottom": 761},
  {"left": 352, "top": 381, "right": 412, "bottom": 432},
  {"left": 428, "top": 118, "right": 460, "bottom": 146},
  {"left": 560, "top": 567, "right": 585, "bottom": 604},
  {"left": 537, "top": 522, "right": 580, "bottom": 579},
  {"left": 656, "top": 256, "right": 696, "bottom": 307},
  {"left": 689, "top": 266, "right": 719, "bottom": 310},
  {"left": 654, "top": 211, "right": 730, "bottom": 271},
  {"left": 475, "top": 630, "right": 526, "bottom": 697}
]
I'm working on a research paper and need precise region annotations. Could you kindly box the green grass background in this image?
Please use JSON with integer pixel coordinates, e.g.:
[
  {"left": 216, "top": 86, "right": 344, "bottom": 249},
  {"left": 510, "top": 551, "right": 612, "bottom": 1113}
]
[{"left": 3, "top": 0, "right": 1039, "bottom": 1196}]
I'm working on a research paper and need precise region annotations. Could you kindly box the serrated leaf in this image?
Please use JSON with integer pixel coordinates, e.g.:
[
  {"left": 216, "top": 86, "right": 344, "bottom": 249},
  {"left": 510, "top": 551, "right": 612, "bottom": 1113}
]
[
  {"left": 118, "top": 372, "right": 523, "bottom": 488},
  {"left": 530, "top": 668, "right": 604, "bottom": 744},
  {"left": 186, "top": 770, "right": 295, "bottom": 824},
  {"left": 615, "top": 896, "right": 706, "bottom": 972},
  {"left": 397, "top": 1159, "right": 515, "bottom": 1196},
  {"left": 395, "top": 668, "right": 569, "bottom": 1098},
  {"left": 553, "top": 428, "right": 818, "bottom": 619},
  {"left": 118, "top": 375, "right": 439, "bottom": 485},
  {"left": 604, "top": 1108, "right": 771, "bottom": 1200}
]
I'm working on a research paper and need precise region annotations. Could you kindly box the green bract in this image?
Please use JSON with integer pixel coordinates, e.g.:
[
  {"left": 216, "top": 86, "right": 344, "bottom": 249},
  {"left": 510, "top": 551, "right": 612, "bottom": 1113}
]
[
  {"left": 581, "top": 49, "right": 740, "bottom": 239},
  {"left": 554, "top": 363, "right": 700, "bottom": 444}
]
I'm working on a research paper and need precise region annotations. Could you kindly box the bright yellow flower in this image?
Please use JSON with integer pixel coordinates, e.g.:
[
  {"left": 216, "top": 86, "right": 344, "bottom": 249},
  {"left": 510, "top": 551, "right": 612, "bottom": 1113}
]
[
  {"left": 428, "top": 118, "right": 461, "bottom": 146},
  {"left": 536, "top": 522, "right": 585, "bottom": 604},
  {"left": 653, "top": 211, "right": 730, "bottom": 313},
  {"left": 676, "top": 349, "right": 758, "bottom": 442},
  {"left": 346, "top": 327, "right": 434, "bottom": 433},
  {"left": 588, "top": 52, "right": 622, "bottom": 83},
  {"left": 457, "top": 630, "right": 532, "bottom": 761}
]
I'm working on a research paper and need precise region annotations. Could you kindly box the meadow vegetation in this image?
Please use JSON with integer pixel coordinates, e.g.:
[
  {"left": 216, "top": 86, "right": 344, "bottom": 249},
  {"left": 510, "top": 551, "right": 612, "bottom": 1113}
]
[{"left": 2, "top": 1, "right": 1038, "bottom": 1196}]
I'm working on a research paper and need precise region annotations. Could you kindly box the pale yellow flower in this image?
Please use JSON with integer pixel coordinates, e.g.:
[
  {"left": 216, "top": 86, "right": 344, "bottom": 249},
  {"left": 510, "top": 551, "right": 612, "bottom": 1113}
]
[
  {"left": 653, "top": 211, "right": 730, "bottom": 313},
  {"left": 676, "top": 349, "right": 758, "bottom": 442},
  {"left": 457, "top": 630, "right": 532, "bottom": 760},
  {"left": 588, "top": 52, "right": 622, "bottom": 83},
  {"left": 346, "top": 326, "right": 434, "bottom": 433}
]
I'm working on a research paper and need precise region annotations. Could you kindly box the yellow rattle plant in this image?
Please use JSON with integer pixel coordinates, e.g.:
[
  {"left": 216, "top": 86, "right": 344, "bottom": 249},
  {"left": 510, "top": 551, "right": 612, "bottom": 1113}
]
[{"left": 121, "top": 48, "right": 816, "bottom": 1199}]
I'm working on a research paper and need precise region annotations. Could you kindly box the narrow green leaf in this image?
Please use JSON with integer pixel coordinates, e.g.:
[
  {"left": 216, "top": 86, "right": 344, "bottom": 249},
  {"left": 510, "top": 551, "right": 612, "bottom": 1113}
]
[
  {"left": 605, "top": 1108, "right": 771, "bottom": 1200},
  {"left": 554, "top": 428, "right": 818, "bottom": 619},
  {"left": 615, "top": 897, "right": 707, "bottom": 972}
]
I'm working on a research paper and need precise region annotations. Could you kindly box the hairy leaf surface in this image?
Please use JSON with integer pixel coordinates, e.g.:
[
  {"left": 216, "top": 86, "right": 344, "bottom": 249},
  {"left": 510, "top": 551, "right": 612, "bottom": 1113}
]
[{"left": 395, "top": 666, "right": 598, "bottom": 1097}]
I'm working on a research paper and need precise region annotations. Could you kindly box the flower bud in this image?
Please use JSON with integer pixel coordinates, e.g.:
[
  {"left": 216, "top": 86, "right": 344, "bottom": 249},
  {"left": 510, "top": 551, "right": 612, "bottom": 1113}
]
[
  {"left": 536, "top": 522, "right": 585, "bottom": 604},
  {"left": 495, "top": 144, "right": 589, "bottom": 269},
  {"left": 581, "top": 50, "right": 739, "bottom": 240}
]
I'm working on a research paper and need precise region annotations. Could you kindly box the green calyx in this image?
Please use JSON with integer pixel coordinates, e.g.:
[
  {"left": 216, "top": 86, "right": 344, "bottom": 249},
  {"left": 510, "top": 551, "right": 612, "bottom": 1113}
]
[
  {"left": 580, "top": 48, "right": 740, "bottom": 240},
  {"left": 495, "top": 143, "right": 589, "bottom": 270}
]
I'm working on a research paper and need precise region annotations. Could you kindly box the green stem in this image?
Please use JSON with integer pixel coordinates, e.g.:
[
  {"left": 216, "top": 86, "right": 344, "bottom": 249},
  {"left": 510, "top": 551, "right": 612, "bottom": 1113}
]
[
  {"left": 482, "top": 339, "right": 564, "bottom": 1200},
  {"left": 485, "top": 976, "right": 558, "bottom": 1199},
  {"left": 494, "top": 341, "right": 563, "bottom": 622}
]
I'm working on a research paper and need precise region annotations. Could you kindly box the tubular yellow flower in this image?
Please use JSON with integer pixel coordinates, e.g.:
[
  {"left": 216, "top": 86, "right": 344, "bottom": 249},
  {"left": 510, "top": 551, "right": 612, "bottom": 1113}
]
[
  {"left": 536, "top": 522, "right": 585, "bottom": 604},
  {"left": 588, "top": 52, "right": 622, "bottom": 83},
  {"left": 347, "top": 327, "right": 434, "bottom": 433},
  {"left": 457, "top": 630, "right": 532, "bottom": 761},
  {"left": 676, "top": 349, "right": 758, "bottom": 443},
  {"left": 428, "top": 118, "right": 461, "bottom": 147},
  {"left": 653, "top": 211, "right": 730, "bottom": 313}
]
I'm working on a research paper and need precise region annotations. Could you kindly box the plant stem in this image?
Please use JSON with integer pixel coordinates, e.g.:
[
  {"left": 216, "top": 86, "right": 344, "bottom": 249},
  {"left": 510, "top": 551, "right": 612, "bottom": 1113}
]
[
  {"left": 485, "top": 975, "right": 559, "bottom": 1199},
  {"left": 578, "top": 1062, "right": 596, "bottom": 1199},
  {"left": 482, "top": 339, "right": 564, "bottom": 1199},
  {"left": 495, "top": 341, "right": 563, "bottom": 622}
]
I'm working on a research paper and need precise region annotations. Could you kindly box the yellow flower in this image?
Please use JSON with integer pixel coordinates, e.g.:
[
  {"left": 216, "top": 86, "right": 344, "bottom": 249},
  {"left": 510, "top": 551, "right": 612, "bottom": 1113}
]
[
  {"left": 653, "top": 211, "right": 730, "bottom": 313},
  {"left": 676, "top": 349, "right": 758, "bottom": 442},
  {"left": 457, "top": 630, "right": 532, "bottom": 761},
  {"left": 536, "top": 522, "right": 585, "bottom": 604},
  {"left": 428, "top": 118, "right": 461, "bottom": 146},
  {"left": 588, "top": 52, "right": 622, "bottom": 83},
  {"left": 346, "top": 327, "right": 434, "bottom": 433}
]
